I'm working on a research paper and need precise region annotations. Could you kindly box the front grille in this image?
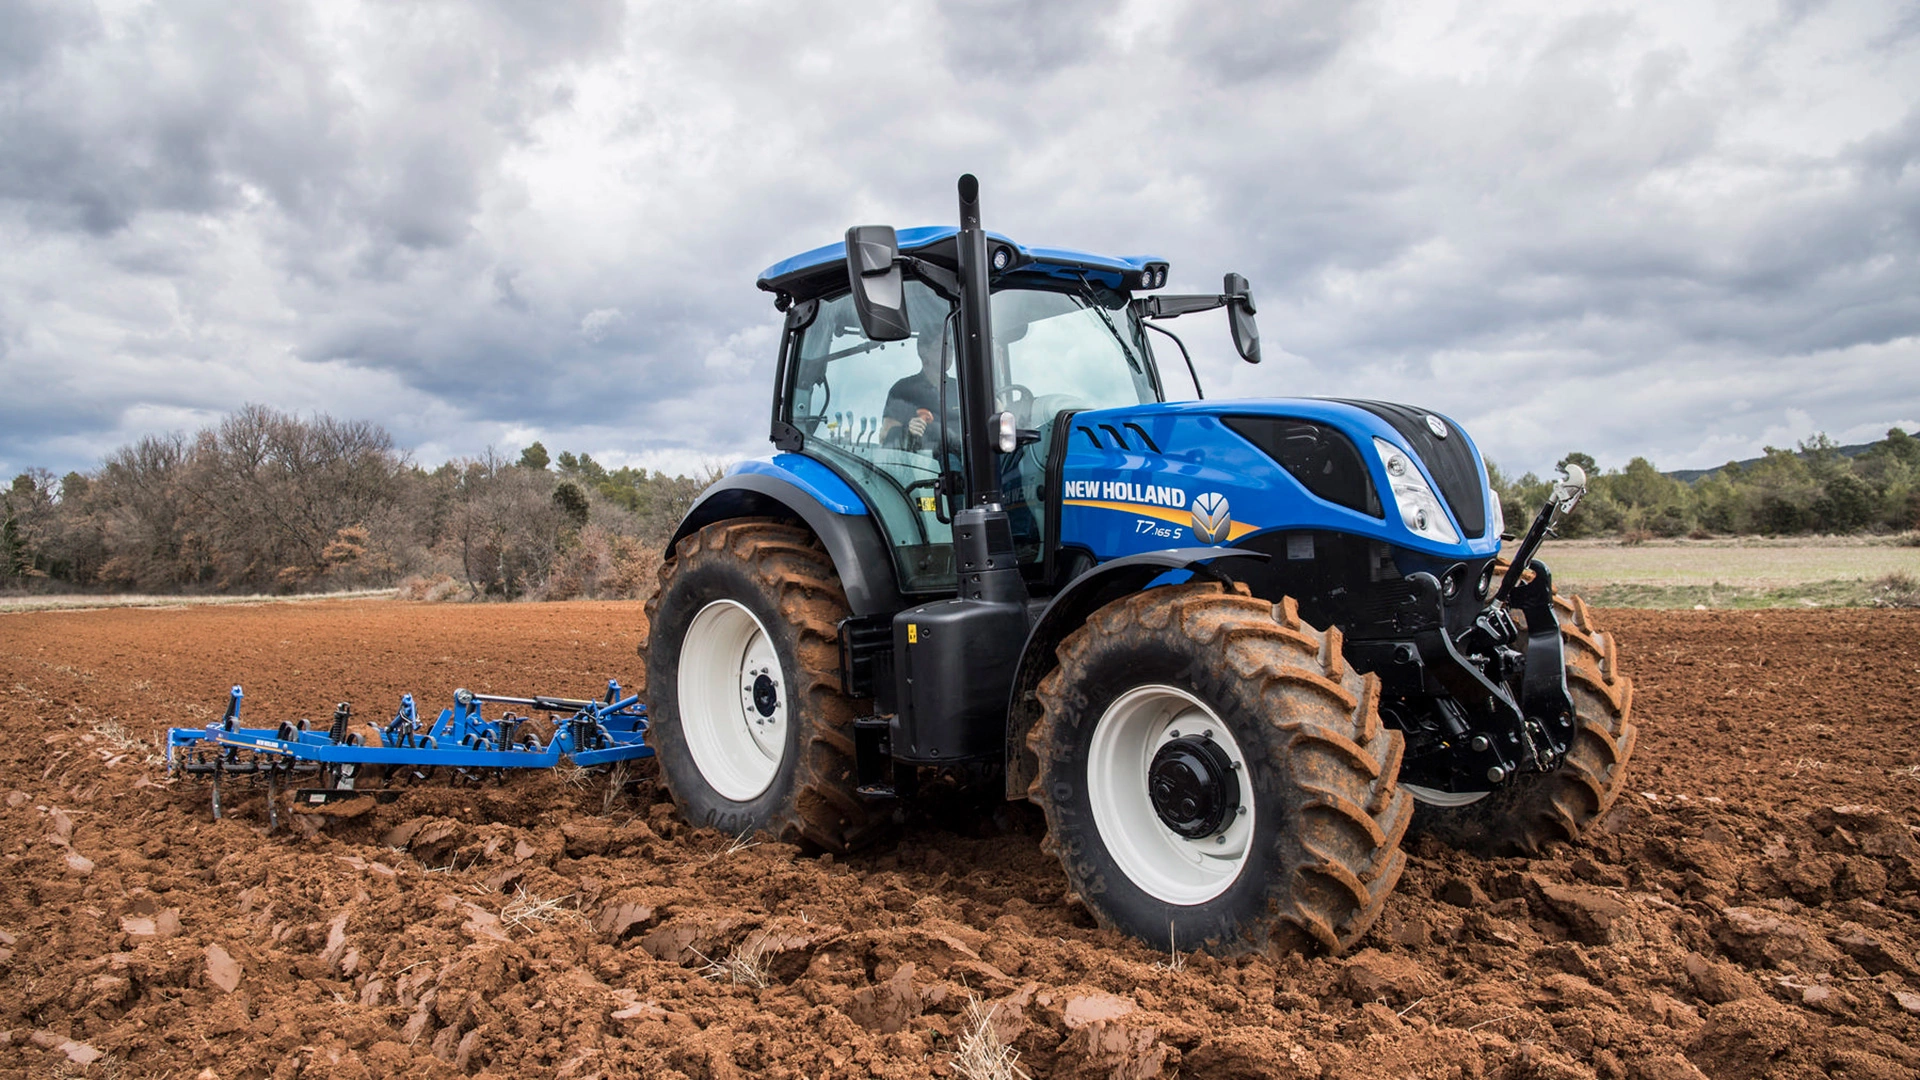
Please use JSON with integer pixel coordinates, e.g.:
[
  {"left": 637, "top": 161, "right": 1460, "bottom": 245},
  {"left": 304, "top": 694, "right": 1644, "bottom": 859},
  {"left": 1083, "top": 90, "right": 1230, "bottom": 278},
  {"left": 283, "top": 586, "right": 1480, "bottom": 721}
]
[{"left": 1334, "top": 400, "right": 1487, "bottom": 539}]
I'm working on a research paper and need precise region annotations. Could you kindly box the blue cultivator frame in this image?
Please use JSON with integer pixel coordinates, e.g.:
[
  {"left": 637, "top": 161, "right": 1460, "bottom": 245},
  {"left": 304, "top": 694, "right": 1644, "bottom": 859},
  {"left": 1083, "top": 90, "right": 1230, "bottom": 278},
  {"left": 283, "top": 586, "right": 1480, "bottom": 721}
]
[{"left": 167, "top": 681, "right": 652, "bottom": 829}]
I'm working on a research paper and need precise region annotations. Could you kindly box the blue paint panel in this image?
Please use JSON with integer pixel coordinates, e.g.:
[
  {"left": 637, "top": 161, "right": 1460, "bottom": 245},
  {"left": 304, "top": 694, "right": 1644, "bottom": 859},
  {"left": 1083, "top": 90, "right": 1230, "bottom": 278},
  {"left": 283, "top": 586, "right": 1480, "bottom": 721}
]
[
  {"left": 729, "top": 455, "right": 869, "bottom": 516},
  {"left": 757, "top": 227, "right": 1165, "bottom": 294},
  {"left": 1056, "top": 398, "right": 1502, "bottom": 562},
  {"left": 758, "top": 226, "right": 968, "bottom": 287}
]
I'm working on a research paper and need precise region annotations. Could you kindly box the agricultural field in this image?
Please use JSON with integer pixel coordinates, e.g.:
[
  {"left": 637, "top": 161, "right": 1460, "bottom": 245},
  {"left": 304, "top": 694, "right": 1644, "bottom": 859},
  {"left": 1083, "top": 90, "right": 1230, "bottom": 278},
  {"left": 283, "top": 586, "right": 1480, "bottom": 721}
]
[
  {"left": 1526, "top": 537, "right": 1919, "bottom": 609},
  {"left": 2, "top": 599, "right": 1919, "bottom": 1079}
]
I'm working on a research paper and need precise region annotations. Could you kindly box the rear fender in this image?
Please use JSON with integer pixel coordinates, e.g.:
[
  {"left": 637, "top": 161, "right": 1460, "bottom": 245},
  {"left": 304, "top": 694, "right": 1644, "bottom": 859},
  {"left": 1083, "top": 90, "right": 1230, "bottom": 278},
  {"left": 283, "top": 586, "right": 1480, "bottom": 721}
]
[
  {"left": 669, "top": 460, "right": 905, "bottom": 617},
  {"left": 1002, "top": 547, "right": 1267, "bottom": 800}
]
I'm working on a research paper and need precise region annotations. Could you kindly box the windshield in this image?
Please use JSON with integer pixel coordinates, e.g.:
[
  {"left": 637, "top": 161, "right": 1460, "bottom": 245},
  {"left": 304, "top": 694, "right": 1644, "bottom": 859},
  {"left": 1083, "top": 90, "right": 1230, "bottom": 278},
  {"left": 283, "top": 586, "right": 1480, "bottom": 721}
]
[{"left": 990, "top": 289, "right": 1160, "bottom": 413}]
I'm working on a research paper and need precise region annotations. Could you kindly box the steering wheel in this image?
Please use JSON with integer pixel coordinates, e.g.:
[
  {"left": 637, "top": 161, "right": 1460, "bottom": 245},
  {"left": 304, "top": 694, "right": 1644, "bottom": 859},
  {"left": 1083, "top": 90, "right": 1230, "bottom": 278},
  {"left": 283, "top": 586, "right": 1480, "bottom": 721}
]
[{"left": 1001, "top": 383, "right": 1035, "bottom": 427}]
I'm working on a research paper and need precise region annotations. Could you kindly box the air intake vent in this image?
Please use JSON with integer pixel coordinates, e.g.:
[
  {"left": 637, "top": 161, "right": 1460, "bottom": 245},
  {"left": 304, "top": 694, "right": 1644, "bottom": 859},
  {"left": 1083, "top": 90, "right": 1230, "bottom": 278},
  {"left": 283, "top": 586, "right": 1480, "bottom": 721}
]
[{"left": 1223, "top": 416, "right": 1381, "bottom": 517}]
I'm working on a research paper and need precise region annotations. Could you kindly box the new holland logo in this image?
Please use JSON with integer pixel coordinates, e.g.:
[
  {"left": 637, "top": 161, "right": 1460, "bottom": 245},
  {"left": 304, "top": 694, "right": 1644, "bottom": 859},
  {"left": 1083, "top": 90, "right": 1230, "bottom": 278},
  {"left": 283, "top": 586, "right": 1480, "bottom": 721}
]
[{"left": 1191, "top": 492, "right": 1231, "bottom": 544}]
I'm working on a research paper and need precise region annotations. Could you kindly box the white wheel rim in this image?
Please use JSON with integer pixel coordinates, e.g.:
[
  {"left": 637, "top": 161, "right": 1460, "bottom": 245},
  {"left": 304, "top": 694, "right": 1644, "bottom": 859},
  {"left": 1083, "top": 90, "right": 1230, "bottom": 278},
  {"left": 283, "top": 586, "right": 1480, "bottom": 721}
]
[
  {"left": 1087, "top": 684, "right": 1254, "bottom": 905},
  {"left": 678, "top": 599, "right": 786, "bottom": 801},
  {"left": 1401, "top": 782, "right": 1490, "bottom": 807}
]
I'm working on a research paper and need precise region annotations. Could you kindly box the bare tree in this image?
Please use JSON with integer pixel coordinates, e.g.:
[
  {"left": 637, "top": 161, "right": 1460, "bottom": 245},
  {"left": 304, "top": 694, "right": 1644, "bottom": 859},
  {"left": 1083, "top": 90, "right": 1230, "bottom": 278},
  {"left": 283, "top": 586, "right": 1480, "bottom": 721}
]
[{"left": 445, "top": 452, "right": 567, "bottom": 599}]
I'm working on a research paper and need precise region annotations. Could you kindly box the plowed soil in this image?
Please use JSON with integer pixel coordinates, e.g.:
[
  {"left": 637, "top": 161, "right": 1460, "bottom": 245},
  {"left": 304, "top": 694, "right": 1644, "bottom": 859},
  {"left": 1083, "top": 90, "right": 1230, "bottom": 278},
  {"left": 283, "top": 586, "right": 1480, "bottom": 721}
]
[{"left": 2, "top": 601, "right": 1918, "bottom": 1080}]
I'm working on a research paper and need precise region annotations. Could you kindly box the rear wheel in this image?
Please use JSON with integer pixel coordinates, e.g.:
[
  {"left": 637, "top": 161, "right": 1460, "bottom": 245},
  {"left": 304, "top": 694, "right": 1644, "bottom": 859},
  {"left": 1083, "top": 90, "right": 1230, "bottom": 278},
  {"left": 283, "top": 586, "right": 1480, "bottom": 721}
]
[
  {"left": 1028, "top": 583, "right": 1411, "bottom": 955},
  {"left": 644, "top": 520, "right": 887, "bottom": 852},
  {"left": 1411, "top": 592, "right": 1637, "bottom": 854}
]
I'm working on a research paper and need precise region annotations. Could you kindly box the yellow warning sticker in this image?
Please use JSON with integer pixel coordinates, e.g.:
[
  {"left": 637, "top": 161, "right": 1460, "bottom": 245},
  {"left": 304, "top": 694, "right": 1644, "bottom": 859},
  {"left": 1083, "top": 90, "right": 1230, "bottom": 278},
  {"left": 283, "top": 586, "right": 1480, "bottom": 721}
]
[
  {"left": 907, "top": 623, "right": 918, "bottom": 644},
  {"left": 917, "top": 496, "right": 938, "bottom": 512}
]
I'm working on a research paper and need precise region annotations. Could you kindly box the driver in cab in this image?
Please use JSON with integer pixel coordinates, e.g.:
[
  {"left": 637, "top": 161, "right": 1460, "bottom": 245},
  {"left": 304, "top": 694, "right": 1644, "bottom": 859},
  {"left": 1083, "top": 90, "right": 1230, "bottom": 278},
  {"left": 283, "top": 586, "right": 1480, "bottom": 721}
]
[{"left": 879, "top": 328, "right": 957, "bottom": 451}]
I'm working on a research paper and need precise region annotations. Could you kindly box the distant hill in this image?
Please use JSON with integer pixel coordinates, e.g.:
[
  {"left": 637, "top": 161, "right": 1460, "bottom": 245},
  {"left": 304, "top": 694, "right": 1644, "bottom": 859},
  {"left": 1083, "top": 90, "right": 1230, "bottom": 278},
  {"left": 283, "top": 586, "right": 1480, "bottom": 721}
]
[{"left": 1666, "top": 441, "right": 1880, "bottom": 484}]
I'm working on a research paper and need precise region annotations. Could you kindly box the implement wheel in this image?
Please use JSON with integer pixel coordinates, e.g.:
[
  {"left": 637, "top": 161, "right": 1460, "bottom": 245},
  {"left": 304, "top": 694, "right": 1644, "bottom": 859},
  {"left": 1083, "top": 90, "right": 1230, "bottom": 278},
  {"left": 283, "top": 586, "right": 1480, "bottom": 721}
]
[
  {"left": 1028, "top": 583, "right": 1411, "bottom": 956},
  {"left": 644, "top": 520, "right": 886, "bottom": 852},
  {"left": 1412, "top": 592, "right": 1637, "bottom": 854}
]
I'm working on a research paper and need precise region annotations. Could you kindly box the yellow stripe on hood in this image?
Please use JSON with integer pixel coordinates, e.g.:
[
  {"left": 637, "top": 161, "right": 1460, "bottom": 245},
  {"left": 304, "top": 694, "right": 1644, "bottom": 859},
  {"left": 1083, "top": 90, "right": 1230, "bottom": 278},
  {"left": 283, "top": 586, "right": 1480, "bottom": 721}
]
[{"left": 1063, "top": 499, "right": 1260, "bottom": 541}]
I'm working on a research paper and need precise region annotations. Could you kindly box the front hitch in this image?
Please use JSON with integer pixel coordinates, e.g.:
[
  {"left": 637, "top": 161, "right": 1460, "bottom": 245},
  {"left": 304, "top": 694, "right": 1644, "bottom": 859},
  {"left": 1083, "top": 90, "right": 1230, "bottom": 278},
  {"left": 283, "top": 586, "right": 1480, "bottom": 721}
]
[
  {"left": 1489, "top": 468, "right": 1589, "bottom": 768},
  {"left": 1404, "top": 472, "right": 1586, "bottom": 794}
]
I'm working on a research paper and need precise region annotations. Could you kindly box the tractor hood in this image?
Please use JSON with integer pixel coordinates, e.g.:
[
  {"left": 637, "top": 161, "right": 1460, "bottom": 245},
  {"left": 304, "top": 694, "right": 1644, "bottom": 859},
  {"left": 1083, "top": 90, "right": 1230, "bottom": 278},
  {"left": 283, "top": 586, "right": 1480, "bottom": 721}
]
[{"left": 1054, "top": 396, "right": 1503, "bottom": 560}]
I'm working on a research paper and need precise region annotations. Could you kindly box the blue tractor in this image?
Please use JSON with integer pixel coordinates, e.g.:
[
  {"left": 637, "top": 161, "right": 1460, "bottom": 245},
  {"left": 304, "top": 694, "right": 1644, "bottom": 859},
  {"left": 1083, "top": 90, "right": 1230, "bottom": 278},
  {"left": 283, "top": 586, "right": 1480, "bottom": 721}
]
[{"left": 645, "top": 175, "right": 1636, "bottom": 956}]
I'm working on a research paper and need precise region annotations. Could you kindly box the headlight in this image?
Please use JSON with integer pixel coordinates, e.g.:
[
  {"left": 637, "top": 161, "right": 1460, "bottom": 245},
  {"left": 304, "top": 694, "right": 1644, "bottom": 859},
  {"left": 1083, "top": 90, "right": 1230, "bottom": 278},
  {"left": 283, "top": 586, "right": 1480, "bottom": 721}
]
[
  {"left": 1373, "top": 437, "right": 1460, "bottom": 544},
  {"left": 1488, "top": 477, "right": 1506, "bottom": 538}
]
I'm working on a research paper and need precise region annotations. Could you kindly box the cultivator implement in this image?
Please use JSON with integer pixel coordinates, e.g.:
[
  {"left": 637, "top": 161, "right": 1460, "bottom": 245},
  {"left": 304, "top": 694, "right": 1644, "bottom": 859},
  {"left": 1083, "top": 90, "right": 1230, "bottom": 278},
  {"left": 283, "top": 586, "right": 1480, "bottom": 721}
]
[{"left": 167, "top": 681, "right": 651, "bottom": 827}]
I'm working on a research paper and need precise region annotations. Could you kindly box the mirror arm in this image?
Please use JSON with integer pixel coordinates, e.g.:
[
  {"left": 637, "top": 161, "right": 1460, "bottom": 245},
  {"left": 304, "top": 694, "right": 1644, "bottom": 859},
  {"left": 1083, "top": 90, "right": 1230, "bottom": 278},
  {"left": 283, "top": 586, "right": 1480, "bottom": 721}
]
[
  {"left": 1131, "top": 294, "right": 1229, "bottom": 319},
  {"left": 901, "top": 257, "right": 961, "bottom": 302}
]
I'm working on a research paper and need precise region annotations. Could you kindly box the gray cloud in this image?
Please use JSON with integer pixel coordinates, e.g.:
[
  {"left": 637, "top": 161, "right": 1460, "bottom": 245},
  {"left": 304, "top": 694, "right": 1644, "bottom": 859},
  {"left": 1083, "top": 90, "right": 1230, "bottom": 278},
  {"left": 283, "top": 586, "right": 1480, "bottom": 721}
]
[
  {"left": 933, "top": 0, "right": 1115, "bottom": 79},
  {"left": 2, "top": 0, "right": 1916, "bottom": 486},
  {"left": 1168, "top": 0, "right": 1369, "bottom": 83}
]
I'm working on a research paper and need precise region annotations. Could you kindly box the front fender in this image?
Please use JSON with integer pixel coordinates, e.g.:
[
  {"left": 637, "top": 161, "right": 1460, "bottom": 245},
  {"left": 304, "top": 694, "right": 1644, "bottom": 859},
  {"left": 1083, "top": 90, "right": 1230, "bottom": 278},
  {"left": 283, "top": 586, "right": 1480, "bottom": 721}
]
[{"left": 1001, "top": 547, "right": 1268, "bottom": 800}]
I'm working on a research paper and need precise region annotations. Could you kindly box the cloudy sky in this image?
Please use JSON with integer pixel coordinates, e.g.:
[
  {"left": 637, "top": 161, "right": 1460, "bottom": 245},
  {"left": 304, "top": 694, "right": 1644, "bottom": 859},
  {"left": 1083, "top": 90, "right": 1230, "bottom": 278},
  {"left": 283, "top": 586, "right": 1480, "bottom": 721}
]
[{"left": 4, "top": 0, "right": 1916, "bottom": 484}]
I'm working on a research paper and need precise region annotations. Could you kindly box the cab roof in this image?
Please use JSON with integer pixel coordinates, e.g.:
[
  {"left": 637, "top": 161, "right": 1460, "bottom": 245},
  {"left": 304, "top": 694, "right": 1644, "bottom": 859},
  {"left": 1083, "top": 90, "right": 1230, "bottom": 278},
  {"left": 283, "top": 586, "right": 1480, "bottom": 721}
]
[{"left": 756, "top": 226, "right": 1166, "bottom": 304}]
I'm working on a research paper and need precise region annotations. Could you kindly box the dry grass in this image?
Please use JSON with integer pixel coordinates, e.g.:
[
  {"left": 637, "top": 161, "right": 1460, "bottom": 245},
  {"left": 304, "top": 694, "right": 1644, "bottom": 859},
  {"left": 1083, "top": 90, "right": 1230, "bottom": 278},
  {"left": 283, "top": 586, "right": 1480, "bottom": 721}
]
[
  {"left": 695, "top": 933, "right": 775, "bottom": 989},
  {"left": 1871, "top": 572, "right": 1920, "bottom": 608},
  {"left": 951, "top": 993, "right": 1031, "bottom": 1080},
  {"left": 0, "top": 588, "right": 398, "bottom": 614},
  {"left": 706, "top": 827, "right": 761, "bottom": 862},
  {"left": 500, "top": 887, "right": 586, "bottom": 932},
  {"left": 88, "top": 716, "right": 164, "bottom": 767},
  {"left": 1151, "top": 922, "right": 1187, "bottom": 972},
  {"left": 1527, "top": 538, "right": 1916, "bottom": 590},
  {"left": 552, "top": 760, "right": 593, "bottom": 789},
  {"left": 600, "top": 759, "right": 635, "bottom": 815}
]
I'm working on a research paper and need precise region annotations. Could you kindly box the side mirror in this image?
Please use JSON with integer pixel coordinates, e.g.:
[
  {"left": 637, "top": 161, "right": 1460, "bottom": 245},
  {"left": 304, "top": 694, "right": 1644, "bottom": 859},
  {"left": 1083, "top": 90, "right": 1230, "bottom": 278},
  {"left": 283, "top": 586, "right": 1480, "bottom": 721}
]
[
  {"left": 846, "top": 225, "right": 910, "bottom": 341},
  {"left": 1224, "top": 272, "right": 1260, "bottom": 364}
]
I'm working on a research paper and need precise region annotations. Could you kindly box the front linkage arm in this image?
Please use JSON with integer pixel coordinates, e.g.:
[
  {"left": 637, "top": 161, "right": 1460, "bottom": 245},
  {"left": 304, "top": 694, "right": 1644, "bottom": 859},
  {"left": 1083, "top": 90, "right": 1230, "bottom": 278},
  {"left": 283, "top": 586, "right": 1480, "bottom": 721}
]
[
  {"left": 1495, "top": 464, "right": 1587, "bottom": 606},
  {"left": 1489, "top": 465, "right": 1591, "bottom": 771}
]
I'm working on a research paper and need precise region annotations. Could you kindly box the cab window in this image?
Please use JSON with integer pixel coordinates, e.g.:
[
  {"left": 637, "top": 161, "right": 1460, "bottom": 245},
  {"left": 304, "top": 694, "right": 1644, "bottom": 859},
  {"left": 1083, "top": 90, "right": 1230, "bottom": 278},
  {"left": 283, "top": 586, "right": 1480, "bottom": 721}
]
[{"left": 788, "top": 282, "right": 958, "bottom": 594}]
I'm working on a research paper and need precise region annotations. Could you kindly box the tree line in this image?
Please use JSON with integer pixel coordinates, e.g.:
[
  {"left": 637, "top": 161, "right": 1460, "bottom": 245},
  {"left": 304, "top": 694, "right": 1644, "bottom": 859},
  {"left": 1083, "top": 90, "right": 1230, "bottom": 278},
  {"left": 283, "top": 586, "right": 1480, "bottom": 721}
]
[
  {"left": 5, "top": 410, "right": 1916, "bottom": 598},
  {"left": 1492, "top": 429, "right": 1920, "bottom": 540},
  {"left": 0, "top": 405, "right": 711, "bottom": 599}
]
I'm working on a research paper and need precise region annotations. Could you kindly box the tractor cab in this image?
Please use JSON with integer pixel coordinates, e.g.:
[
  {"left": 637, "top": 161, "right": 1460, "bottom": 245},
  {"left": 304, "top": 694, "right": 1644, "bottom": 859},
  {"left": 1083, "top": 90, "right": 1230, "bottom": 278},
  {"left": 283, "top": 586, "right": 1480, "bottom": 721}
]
[{"left": 757, "top": 224, "right": 1253, "bottom": 600}]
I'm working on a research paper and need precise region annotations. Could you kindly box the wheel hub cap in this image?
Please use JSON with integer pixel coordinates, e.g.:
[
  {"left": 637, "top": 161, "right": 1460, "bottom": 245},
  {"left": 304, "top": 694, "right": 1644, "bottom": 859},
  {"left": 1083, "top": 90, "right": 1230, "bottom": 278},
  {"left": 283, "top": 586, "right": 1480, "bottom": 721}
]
[
  {"left": 1148, "top": 735, "right": 1240, "bottom": 838},
  {"left": 750, "top": 672, "right": 779, "bottom": 718}
]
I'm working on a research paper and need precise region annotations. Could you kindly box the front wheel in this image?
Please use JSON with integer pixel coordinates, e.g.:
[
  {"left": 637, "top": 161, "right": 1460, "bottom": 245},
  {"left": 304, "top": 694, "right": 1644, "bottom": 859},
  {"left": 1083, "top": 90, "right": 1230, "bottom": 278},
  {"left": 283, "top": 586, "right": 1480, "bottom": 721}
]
[
  {"left": 644, "top": 520, "right": 887, "bottom": 852},
  {"left": 1028, "top": 583, "right": 1412, "bottom": 956}
]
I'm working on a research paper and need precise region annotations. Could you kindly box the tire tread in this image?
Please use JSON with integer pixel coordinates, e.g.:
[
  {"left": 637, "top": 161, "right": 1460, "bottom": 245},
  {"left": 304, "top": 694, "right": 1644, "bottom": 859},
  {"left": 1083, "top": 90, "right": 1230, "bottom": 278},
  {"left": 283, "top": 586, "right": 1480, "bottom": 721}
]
[
  {"left": 1028, "top": 582, "right": 1410, "bottom": 955},
  {"left": 645, "top": 520, "right": 887, "bottom": 853}
]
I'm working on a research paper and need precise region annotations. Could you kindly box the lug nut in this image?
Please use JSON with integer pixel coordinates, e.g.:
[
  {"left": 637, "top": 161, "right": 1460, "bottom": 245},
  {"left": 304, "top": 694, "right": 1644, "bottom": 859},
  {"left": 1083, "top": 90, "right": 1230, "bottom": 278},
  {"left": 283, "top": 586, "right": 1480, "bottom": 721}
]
[
  {"left": 1470, "top": 735, "right": 1491, "bottom": 752},
  {"left": 1486, "top": 765, "right": 1508, "bottom": 783}
]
